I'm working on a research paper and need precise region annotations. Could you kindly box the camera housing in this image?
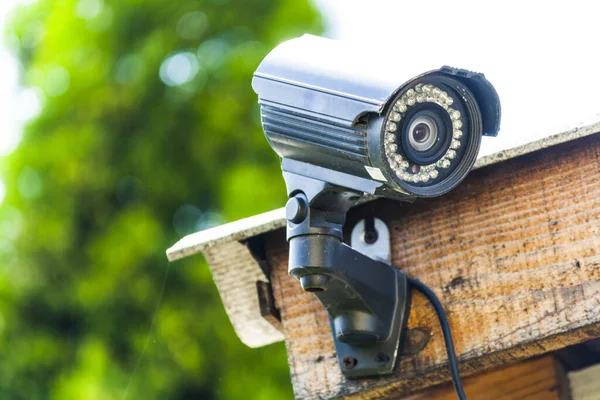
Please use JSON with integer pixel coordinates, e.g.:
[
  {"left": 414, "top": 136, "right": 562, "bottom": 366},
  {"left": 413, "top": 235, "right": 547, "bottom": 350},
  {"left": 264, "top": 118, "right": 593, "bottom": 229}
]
[
  {"left": 252, "top": 35, "right": 501, "bottom": 378},
  {"left": 252, "top": 34, "right": 500, "bottom": 200}
]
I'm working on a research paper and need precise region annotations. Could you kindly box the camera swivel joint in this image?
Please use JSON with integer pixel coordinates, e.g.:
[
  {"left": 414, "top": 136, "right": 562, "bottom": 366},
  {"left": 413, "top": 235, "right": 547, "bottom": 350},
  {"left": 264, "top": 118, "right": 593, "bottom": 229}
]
[{"left": 283, "top": 165, "right": 411, "bottom": 378}]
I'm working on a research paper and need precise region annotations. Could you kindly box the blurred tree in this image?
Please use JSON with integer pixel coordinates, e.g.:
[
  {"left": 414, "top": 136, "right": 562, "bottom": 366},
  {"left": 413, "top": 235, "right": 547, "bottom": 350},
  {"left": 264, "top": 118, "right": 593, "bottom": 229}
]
[{"left": 0, "top": 0, "right": 321, "bottom": 398}]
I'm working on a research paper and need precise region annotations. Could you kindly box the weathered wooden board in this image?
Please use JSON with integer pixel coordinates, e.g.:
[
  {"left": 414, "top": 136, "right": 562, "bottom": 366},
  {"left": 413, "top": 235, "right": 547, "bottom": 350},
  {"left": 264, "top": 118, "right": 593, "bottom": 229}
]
[
  {"left": 570, "top": 362, "right": 600, "bottom": 400},
  {"left": 267, "top": 134, "right": 600, "bottom": 399},
  {"left": 405, "top": 356, "right": 567, "bottom": 400},
  {"left": 203, "top": 241, "right": 283, "bottom": 348},
  {"left": 167, "top": 122, "right": 600, "bottom": 262},
  {"left": 166, "top": 124, "right": 600, "bottom": 351}
]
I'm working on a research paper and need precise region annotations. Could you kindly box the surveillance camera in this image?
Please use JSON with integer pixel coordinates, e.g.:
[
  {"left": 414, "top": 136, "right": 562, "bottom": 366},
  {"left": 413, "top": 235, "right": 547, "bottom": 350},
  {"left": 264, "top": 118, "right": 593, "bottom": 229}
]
[
  {"left": 252, "top": 34, "right": 500, "bottom": 200},
  {"left": 251, "top": 34, "right": 501, "bottom": 381}
]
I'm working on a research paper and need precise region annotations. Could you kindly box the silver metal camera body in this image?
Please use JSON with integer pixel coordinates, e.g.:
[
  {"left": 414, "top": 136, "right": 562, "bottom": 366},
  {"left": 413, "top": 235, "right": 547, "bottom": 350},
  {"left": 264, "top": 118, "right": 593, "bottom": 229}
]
[
  {"left": 252, "top": 34, "right": 500, "bottom": 200},
  {"left": 252, "top": 35, "right": 501, "bottom": 378}
]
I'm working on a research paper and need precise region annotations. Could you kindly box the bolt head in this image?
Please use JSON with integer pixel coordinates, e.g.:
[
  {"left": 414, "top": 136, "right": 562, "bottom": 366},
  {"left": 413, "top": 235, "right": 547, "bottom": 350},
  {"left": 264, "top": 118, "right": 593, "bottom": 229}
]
[
  {"left": 341, "top": 356, "right": 357, "bottom": 370},
  {"left": 363, "top": 230, "right": 378, "bottom": 244},
  {"left": 286, "top": 196, "right": 307, "bottom": 224},
  {"left": 375, "top": 352, "right": 389, "bottom": 366}
]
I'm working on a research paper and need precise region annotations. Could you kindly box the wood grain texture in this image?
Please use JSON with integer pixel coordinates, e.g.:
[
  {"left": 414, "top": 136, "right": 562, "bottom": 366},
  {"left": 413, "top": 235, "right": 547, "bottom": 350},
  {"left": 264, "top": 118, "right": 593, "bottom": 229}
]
[
  {"left": 405, "top": 356, "right": 566, "bottom": 400},
  {"left": 267, "top": 135, "right": 600, "bottom": 399},
  {"left": 167, "top": 208, "right": 286, "bottom": 261},
  {"left": 203, "top": 241, "right": 284, "bottom": 347},
  {"left": 167, "top": 124, "right": 600, "bottom": 262}
]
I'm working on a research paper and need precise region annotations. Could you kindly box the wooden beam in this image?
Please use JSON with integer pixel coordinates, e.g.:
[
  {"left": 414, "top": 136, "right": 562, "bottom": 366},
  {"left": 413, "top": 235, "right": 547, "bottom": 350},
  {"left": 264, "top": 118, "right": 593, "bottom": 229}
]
[
  {"left": 404, "top": 356, "right": 568, "bottom": 400},
  {"left": 203, "top": 240, "right": 283, "bottom": 348},
  {"left": 266, "top": 134, "right": 600, "bottom": 399},
  {"left": 570, "top": 362, "right": 600, "bottom": 399},
  {"left": 165, "top": 124, "right": 599, "bottom": 352},
  {"left": 166, "top": 122, "right": 600, "bottom": 262}
]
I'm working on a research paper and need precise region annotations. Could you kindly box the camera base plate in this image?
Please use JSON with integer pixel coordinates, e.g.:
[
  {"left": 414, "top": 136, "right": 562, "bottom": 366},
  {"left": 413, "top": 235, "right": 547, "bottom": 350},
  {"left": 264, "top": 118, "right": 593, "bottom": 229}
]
[
  {"left": 330, "top": 218, "right": 409, "bottom": 378},
  {"left": 331, "top": 273, "right": 410, "bottom": 378}
]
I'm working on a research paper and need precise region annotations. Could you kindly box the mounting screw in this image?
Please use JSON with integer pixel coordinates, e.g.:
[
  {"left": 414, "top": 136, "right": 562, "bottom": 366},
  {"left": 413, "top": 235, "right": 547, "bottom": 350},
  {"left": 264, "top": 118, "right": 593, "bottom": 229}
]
[
  {"left": 375, "top": 352, "right": 389, "bottom": 366},
  {"left": 342, "top": 356, "right": 357, "bottom": 370},
  {"left": 363, "top": 217, "right": 378, "bottom": 244},
  {"left": 364, "top": 230, "right": 378, "bottom": 244}
]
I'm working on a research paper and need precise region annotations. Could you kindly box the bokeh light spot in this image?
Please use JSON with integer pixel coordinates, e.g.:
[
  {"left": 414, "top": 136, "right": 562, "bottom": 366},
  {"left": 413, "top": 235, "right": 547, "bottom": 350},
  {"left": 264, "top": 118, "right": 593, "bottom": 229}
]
[
  {"left": 21, "top": 20, "right": 45, "bottom": 49},
  {"left": 45, "top": 66, "right": 70, "bottom": 97},
  {"left": 76, "top": 0, "right": 104, "bottom": 20},
  {"left": 0, "top": 130, "right": 21, "bottom": 157},
  {"left": 0, "top": 50, "right": 23, "bottom": 156},
  {"left": 116, "top": 175, "right": 145, "bottom": 205},
  {"left": 197, "top": 38, "right": 229, "bottom": 69},
  {"left": 86, "top": 6, "right": 113, "bottom": 32},
  {"left": 176, "top": 11, "right": 208, "bottom": 40},
  {"left": 0, "top": 207, "right": 23, "bottom": 241},
  {"left": 159, "top": 52, "right": 199, "bottom": 87},
  {"left": 17, "top": 167, "right": 42, "bottom": 199},
  {"left": 172, "top": 205, "right": 224, "bottom": 236},
  {"left": 0, "top": 180, "right": 5, "bottom": 205},
  {"left": 199, "top": 211, "right": 224, "bottom": 231},
  {"left": 15, "top": 88, "right": 43, "bottom": 122},
  {"left": 114, "top": 54, "right": 143, "bottom": 84},
  {"left": 173, "top": 205, "right": 203, "bottom": 236}
]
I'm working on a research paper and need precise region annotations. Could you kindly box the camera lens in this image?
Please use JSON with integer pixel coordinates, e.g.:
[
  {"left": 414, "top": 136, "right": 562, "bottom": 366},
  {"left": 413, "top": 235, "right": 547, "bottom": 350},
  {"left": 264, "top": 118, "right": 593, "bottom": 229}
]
[
  {"left": 399, "top": 105, "right": 452, "bottom": 166},
  {"left": 380, "top": 77, "right": 487, "bottom": 198},
  {"left": 412, "top": 124, "right": 429, "bottom": 142},
  {"left": 408, "top": 117, "right": 438, "bottom": 152}
]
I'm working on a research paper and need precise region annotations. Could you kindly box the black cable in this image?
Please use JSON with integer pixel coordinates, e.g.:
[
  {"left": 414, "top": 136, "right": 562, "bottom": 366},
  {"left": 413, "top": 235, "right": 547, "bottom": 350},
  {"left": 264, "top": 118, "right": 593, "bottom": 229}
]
[{"left": 407, "top": 276, "right": 467, "bottom": 400}]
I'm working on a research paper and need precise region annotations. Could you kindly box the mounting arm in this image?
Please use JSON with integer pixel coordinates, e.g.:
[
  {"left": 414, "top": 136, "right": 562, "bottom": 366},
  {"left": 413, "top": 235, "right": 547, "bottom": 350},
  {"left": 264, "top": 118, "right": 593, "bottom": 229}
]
[{"left": 283, "top": 171, "right": 411, "bottom": 378}]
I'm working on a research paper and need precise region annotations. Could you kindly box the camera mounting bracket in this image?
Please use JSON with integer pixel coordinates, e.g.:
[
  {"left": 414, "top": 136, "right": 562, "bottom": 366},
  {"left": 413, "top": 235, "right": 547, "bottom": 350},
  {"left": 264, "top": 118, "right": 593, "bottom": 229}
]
[{"left": 283, "top": 169, "right": 411, "bottom": 378}]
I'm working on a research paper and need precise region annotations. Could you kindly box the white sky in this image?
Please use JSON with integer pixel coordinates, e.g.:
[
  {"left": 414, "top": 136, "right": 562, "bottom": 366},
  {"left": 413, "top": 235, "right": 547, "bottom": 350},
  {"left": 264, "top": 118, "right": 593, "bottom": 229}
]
[
  {"left": 0, "top": 0, "right": 39, "bottom": 205},
  {"left": 0, "top": 2, "right": 23, "bottom": 159},
  {"left": 315, "top": 0, "right": 600, "bottom": 156},
  {"left": 1, "top": 0, "right": 600, "bottom": 203},
  {"left": 0, "top": 2, "right": 19, "bottom": 204}
]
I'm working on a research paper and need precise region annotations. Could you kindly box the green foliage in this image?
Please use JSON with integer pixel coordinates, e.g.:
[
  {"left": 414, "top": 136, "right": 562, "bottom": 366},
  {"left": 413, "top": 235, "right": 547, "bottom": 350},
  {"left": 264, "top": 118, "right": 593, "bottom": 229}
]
[{"left": 0, "top": 0, "right": 321, "bottom": 398}]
